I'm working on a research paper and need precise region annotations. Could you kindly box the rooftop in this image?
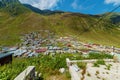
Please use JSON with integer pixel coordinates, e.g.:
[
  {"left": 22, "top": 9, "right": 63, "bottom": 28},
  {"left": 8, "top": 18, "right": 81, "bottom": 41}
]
[{"left": 0, "top": 52, "right": 13, "bottom": 59}]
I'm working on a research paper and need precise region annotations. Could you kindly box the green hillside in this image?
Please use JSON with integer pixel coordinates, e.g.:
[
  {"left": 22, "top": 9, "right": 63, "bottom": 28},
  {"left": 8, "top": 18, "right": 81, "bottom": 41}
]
[
  {"left": 0, "top": 0, "right": 31, "bottom": 16},
  {"left": 0, "top": 0, "right": 120, "bottom": 47},
  {"left": 101, "top": 12, "right": 120, "bottom": 25}
]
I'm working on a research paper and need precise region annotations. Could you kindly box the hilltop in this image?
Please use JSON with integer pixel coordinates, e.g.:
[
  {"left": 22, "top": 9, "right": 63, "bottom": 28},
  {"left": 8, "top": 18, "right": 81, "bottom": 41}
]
[
  {"left": 0, "top": 0, "right": 120, "bottom": 47},
  {"left": 0, "top": 0, "right": 31, "bottom": 16},
  {"left": 23, "top": 4, "right": 64, "bottom": 15},
  {"left": 106, "top": 12, "right": 120, "bottom": 25}
]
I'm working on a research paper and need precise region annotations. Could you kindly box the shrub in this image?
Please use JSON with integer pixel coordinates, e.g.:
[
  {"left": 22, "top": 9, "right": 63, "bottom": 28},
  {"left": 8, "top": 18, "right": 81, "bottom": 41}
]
[
  {"left": 105, "top": 64, "right": 112, "bottom": 70},
  {"left": 96, "top": 59, "right": 105, "bottom": 65},
  {"left": 106, "top": 72, "right": 109, "bottom": 74},
  {"left": 77, "top": 62, "right": 87, "bottom": 69},
  {"left": 87, "top": 72, "right": 91, "bottom": 77},
  {"left": 96, "top": 71, "right": 99, "bottom": 75},
  {"left": 102, "top": 78, "right": 106, "bottom": 80},
  {"left": 0, "top": 54, "right": 72, "bottom": 80},
  {"left": 93, "top": 63, "right": 100, "bottom": 67},
  {"left": 89, "top": 53, "right": 113, "bottom": 59},
  {"left": 93, "top": 59, "right": 105, "bottom": 67},
  {"left": 66, "top": 71, "right": 71, "bottom": 79}
]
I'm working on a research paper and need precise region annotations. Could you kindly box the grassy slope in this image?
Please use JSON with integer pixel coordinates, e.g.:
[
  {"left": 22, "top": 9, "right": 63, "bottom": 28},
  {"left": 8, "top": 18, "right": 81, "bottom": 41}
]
[
  {"left": 0, "top": 12, "right": 120, "bottom": 47},
  {"left": 0, "top": 54, "right": 72, "bottom": 80},
  {"left": 0, "top": 53, "right": 112, "bottom": 79}
]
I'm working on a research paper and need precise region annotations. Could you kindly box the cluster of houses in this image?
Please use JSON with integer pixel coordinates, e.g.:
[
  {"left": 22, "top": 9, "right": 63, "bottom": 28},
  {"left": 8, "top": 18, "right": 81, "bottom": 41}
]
[
  {"left": 0, "top": 32, "right": 80, "bottom": 58},
  {"left": 0, "top": 31, "right": 120, "bottom": 65},
  {"left": 0, "top": 32, "right": 120, "bottom": 57}
]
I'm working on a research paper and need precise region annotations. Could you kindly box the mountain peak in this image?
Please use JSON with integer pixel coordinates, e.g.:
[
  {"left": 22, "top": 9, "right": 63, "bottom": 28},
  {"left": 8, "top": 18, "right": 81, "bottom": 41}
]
[
  {"left": 0, "top": 0, "right": 30, "bottom": 16},
  {"left": 0, "top": 0, "right": 19, "bottom": 3},
  {"left": 0, "top": 0, "right": 20, "bottom": 7},
  {"left": 0, "top": 0, "right": 20, "bottom": 5}
]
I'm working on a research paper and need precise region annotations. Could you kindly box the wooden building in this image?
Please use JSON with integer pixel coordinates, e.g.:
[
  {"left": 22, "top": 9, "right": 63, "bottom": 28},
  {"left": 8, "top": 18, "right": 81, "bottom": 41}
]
[{"left": 0, "top": 53, "right": 13, "bottom": 65}]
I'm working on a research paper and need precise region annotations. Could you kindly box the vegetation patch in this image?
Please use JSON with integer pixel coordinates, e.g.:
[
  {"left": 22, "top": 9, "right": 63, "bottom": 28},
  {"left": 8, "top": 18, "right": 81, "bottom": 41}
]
[
  {"left": 94, "top": 59, "right": 106, "bottom": 67},
  {"left": 70, "top": 52, "right": 113, "bottom": 60},
  {"left": 77, "top": 62, "right": 87, "bottom": 69},
  {"left": 88, "top": 53, "right": 113, "bottom": 59},
  {"left": 87, "top": 72, "right": 91, "bottom": 77},
  {"left": 0, "top": 54, "right": 72, "bottom": 80},
  {"left": 81, "top": 68, "right": 86, "bottom": 80},
  {"left": 105, "top": 64, "right": 112, "bottom": 70}
]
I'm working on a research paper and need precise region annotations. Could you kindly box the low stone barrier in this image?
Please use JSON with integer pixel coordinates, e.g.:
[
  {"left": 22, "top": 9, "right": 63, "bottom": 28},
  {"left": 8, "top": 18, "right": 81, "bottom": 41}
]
[
  {"left": 14, "top": 66, "right": 35, "bottom": 80},
  {"left": 66, "top": 58, "right": 114, "bottom": 66},
  {"left": 69, "top": 59, "right": 114, "bottom": 63}
]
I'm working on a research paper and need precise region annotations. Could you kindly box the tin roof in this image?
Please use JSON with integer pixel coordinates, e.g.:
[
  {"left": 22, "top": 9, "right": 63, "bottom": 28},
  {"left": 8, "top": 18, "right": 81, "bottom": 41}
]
[
  {"left": 116, "top": 54, "right": 120, "bottom": 59},
  {"left": 0, "top": 53, "right": 13, "bottom": 59}
]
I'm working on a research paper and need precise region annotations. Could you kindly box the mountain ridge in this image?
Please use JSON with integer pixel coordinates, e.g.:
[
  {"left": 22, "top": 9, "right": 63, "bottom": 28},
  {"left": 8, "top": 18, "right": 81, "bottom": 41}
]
[
  {"left": 0, "top": 0, "right": 31, "bottom": 16},
  {"left": 0, "top": 0, "right": 120, "bottom": 47},
  {"left": 22, "top": 3, "right": 120, "bottom": 25},
  {"left": 23, "top": 4, "right": 64, "bottom": 15}
]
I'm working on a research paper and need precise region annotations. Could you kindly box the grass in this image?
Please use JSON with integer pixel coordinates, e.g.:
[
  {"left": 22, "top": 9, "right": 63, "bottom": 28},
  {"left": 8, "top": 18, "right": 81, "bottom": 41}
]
[
  {"left": 69, "top": 52, "right": 113, "bottom": 60},
  {"left": 88, "top": 52, "right": 113, "bottom": 59},
  {"left": 81, "top": 68, "right": 87, "bottom": 80},
  {"left": 77, "top": 62, "right": 87, "bottom": 69},
  {"left": 96, "top": 59, "right": 105, "bottom": 65},
  {"left": 94, "top": 59, "right": 106, "bottom": 67},
  {"left": 105, "top": 64, "right": 112, "bottom": 70},
  {"left": 0, "top": 11, "right": 120, "bottom": 47},
  {"left": 0, "top": 52, "right": 113, "bottom": 79},
  {"left": 94, "top": 63, "right": 100, "bottom": 67},
  {"left": 0, "top": 53, "right": 73, "bottom": 80},
  {"left": 87, "top": 72, "right": 91, "bottom": 77}
]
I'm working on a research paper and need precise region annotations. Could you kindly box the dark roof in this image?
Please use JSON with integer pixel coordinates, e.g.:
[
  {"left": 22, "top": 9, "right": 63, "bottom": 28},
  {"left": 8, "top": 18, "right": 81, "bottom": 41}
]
[{"left": 0, "top": 53, "right": 13, "bottom": 59}]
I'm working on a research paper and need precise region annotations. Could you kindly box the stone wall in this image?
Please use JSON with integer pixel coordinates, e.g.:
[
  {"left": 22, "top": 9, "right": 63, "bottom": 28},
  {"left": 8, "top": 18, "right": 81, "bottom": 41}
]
[{"left": 14, "top": 66, "right": 35, "bottom": 80}]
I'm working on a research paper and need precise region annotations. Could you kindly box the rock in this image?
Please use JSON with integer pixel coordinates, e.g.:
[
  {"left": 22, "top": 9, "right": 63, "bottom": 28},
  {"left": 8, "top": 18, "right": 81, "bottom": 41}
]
[
  {"left": 35, "top": 72, "right": 41, "bottom": 77},
  {"left": 38, "top": 73, "right": 42, "bottom": 77},
  {"left": 35, "top": 72, "right": 38, "bottom": 77},
  {"left": 59, "top": 68, "right": 65, "bottom": 73}
]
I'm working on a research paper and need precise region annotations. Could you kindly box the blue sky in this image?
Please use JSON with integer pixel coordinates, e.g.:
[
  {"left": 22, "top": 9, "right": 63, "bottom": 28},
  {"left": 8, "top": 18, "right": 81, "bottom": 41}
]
[{"left": 19, "top": 0, "right": 120, "bottom": 14}]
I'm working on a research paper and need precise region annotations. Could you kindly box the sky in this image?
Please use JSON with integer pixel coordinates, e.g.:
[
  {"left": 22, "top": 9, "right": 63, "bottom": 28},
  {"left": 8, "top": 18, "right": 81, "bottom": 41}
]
[{"left": 19, "top": 0, "right": 120, "bottom": 14}]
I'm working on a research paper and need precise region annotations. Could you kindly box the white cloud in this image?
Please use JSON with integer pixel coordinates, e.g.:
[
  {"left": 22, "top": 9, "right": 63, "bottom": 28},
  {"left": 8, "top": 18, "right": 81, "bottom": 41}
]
[
  {"left": 71, "top": 0, "right": 78, "bottom": 9},
  {"left": 72, "top": 2, "right": 85, "bottom": 10},
  {"left": 104, "top": 0, "right": 120, "bottom": 5},
  {"left": 71, "top": 0, "right": 94, "bottom": 10},
  {"left": 19, "top": 0, "right": 61, "bottom": 10}
]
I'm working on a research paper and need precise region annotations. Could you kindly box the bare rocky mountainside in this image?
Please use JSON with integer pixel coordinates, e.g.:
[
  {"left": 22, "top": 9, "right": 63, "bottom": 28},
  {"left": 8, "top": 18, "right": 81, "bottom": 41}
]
[{"left": 0, "top": 0, "right": 120, "bottom": 47}]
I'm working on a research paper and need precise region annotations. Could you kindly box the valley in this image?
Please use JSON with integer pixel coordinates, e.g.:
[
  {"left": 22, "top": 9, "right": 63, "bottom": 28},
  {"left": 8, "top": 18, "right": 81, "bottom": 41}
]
[{"left": 0, "top": 0, "right": 120, "bottom": 80}]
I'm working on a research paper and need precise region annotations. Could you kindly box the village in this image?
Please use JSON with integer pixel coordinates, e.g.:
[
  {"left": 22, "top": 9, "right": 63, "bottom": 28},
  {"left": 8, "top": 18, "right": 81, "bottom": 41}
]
[
  {"left": 0, "top": 30, "right": 120, "bottom": 80},
  {"left": 0, "top": 30, "right": 120, "bottom": 58}
]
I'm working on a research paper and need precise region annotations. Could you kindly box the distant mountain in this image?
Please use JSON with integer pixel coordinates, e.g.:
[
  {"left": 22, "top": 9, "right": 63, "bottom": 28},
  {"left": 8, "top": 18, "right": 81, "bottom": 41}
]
[
  {"left": 109, "top": 13, "right": 120, "bottom": 25},
  {"left": 0, "top": 0, "right": 30, "bottom": 15},
  {"left": 23, "top": 4, "right": 64, "bottom": 15},
  {"left": 0, "top": 0, "right": 120, "bottom": 47},
  {"left": 0, "top": 0, "right": 20, "bottom": 5},
  {"left": 99, "top": 12, "right": 120, "bottom": 25}
]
